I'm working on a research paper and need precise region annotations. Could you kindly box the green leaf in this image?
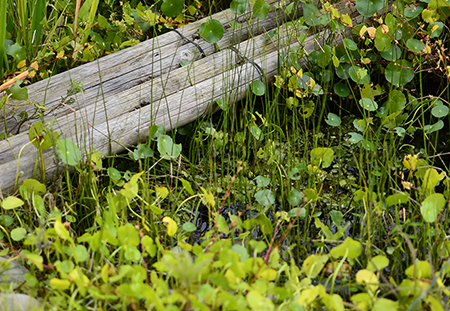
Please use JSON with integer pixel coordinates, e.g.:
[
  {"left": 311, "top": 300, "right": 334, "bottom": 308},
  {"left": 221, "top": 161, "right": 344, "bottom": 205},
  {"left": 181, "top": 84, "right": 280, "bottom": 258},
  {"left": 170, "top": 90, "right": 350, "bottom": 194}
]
[
  {"left": 255, "top": 189, "right": 274, "bottom": 206},
  {"left": 107, "top": 167, "right": 121, "bottom": 181},
  {"left": 0, "top": 215, "right": 13, "bottom": 226},
  {"left": 1, "top": 196, "right": 24, "bottom": 210},
  {"left": 288, "top": 207, "right": 306, "bottom": 218},
  {"left": 316, "top": 45, "right": 332, "bottom": 68},
  {"left": 406, "top": 38, "right": 425, "bottom": 53},
  {"left": 157, "top": 134, "right": 182, "bottom": 159},
  {"left": 216, "top": 98, "right": 228, "bottom": 111},
  {"left": 57, "top": 139, "right": 82, "bottom": 166},
  {"left": 343, "top": 38, "right": 358, "bottom": 50},
  {"left": 28, "top": 122, "right": 57, "bottom": 150},
  {"left": 359, "top": 98, "right": 378, "bottom": 111},
  {"left": 6, "top": 81, "right": 28, "bottom": 100},
  {"left": 141, "top": 236, "right": 156, "bottom": 257},
  {"left": 246, "top": 290, "right": 274, "bottom": 311},
  {"left": 229, "top": 21, "right": 241, "bottom": 29},
  {"left": 381, "top": 44, "right": 402, "bottom": 61},
  {"left": 374, "top": 26, "right": 391, "bottom": 52},
  {"left": 404, "top": 4, "right": 424, "bottom": 20},
  {"left": 50, "top": 278, "right": 71, "bottom": 290},
  {"left": 405, "top": 260, "right": 432, "bottom": 278},
  {"left": 367, "top": 255, "right": 389, "bottom": 272},
  {"left": 325, "top": 113, "right": 341, "bottom": 127},
  {"left": 303, "top": 2, "right": 321, "bottom": 26},
  {"left": 199, "top": 19, "right": 224, "bottom": 43},
  {"left": 385, "top": 60, "right": 414, "bottom": 86},
  {"left": 250, "top": 125, "right": 262, "bottom": 140},
  {"left": 251, "top": 80, "right": 265, "bottom": 96},
  {"left": 385, "top": 192, "right": 410, "bottom": 206},
  {"left": 385, "top": 89, "right": 406, "bottom": 113},
  {"left": 302, "top": 2, "right": 329, "bottom": 26},
  {"left": 129, "top": 144, "right": 153, "bottom": 160},
  {"left": 287, "top": 189, "right": 303, "bottom": 206},
  {"left": 161, "top": 0, "right": 183, "bottom": 17},
  {"left": 348, "top": 132, "right": 363, "bottom": 144},
  {"left": 424, "top": 120, "right": 444, "bottom": 134},
  {"left": 182, "top": 222, "right": 197, "bottom": 232},
  {"left": 121, "top": 171, "right": 144, "bottom": 199},
  {"left": 74, "top": 245, "right": 88, "bottom": 263},
  {"left": 356, "top": 0, "right": 386, "bottom": 17},
  {"left": 349, "top": 66, "right": 370, "bottom": 84},
  {"left": 334, "top": 83, "right": 350, "bottom": 97},
  {"left": 253, "top": 0, "right": 270, "bottom": 19},
  {"left": 428, "top": 21, "right": 444, "bottom": 38},
  {"left": 372, "top": 298, "right": 399, "bottom": 311},
  {"left": 330, "top": 237, "right": 362, "bottom": 259},
  {"left": 314, "top": 218, "right": 334, "bottom": 239},
  {"left": 5, "top": 42, "right": 26, "bottom": 62},
  {"left": 254, "top": 175, "right": 270, "bottom": 187},
  {"left": 118, "top": 224, "right": 140, "bottom": 247},
  {"left": 180, "top": 178, "right": 195, "bottom": 195},
  {"left": 420, "top": 193, "right": 446, "bottom": 222},
  {"left": 336, "top": 63, "right": 351, "bottom": 80},
  {"left": 356, "top": 269, "right": 379, "bottom": 292},
  {"left": 301, "top": 254, "right": 329, "bottom": 278},
  {"left": 11, "top": 228, "right": 27, "bottom": 241},
  {"left": 289, "top": 162, "right": 306, "bottom": 180},
  {"left": 256, "top": 214, "right": 273, "bottom": 235},
  {"left": 310, "top": 147, "right": 334, "bottom": 168},
  {"left": 422, "top": 168, "right": 445, "bottom": 191},
  {"left": 230, "top": 0, "right": 249, "bottom": 14},
  {"left": 431, "top": 103, "right": 449, "bottom": 118}
]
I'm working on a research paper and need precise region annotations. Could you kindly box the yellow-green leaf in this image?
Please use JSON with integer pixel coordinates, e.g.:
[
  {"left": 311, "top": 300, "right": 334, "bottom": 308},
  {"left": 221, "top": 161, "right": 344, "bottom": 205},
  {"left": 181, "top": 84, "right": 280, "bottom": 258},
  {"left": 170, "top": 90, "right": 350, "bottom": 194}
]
[
  {"left": 55, "top": 218, "right": 71, "bottom": 241},
  {"left": 402, "top": 154, "right": 418, "bottom": 171},
  {"left": 367, "top": 255, "right": 389, "bottom": 272},
  {"left": 50, "top": 278, "right": 71, "bottom": 290},
  {"left": 155, "top": 186, "right": 169, "bottom": 199},
  {"left": 405, "top": 260, "right": 432, "bottom": 279},
  {"left": 1, "top": 196, "right": 24, "bottom": 210},
  {"left": 200, "top": 187, "right": 215, "bottom": 207},
  {"left": 422, "top": 168, "right": 445, "bottom": 191},
  {"left": 121, "top": 171, "right": 144, "bottom": 199},
  {"left": 330, "top": 237, "right": 362, "bottom": 259},
  {"left": 301, "top": 254, "right": 329, "bottom": 278},
  {"left": 162, "top": 216, "right": 178, "bottom": 236},
  {"left": 356, "top": 269, "right": 379, "bottom": 293}
]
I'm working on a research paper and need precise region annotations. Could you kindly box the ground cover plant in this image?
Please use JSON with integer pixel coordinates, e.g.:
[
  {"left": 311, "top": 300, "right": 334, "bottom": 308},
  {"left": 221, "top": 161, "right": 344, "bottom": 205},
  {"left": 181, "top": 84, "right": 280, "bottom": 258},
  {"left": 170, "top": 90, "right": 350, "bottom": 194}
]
[{"left": 0, "top": 0, "right": 450, "bottom": 309}]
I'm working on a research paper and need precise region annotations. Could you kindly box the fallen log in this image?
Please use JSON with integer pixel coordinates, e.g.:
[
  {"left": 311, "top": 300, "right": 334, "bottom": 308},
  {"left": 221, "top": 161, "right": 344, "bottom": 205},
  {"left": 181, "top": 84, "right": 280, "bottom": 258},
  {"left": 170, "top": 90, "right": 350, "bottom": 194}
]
[
  {"left": 0, "top": 1, "right": 362, "bottom": 195},
  {"left": 1, "top": 0, "right": 299, "bottom": 135}
]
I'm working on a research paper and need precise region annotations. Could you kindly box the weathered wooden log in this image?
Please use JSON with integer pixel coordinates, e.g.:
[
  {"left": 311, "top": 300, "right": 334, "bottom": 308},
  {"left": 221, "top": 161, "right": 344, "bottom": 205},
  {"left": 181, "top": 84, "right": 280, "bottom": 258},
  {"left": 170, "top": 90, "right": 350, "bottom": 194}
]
[
  {"left": 1, "top": 0, "right": 300, "bottom": 135},
  {"left": 0, "top": 2, "right": 362, "bottom": 195}
]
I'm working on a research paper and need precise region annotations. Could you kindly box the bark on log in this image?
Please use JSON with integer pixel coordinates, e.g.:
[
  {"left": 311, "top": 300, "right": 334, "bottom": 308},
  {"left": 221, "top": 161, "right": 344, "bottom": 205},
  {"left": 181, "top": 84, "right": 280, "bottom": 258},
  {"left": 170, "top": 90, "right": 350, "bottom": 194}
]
[{"left": 0, "top": 1, "right": 362, "bottom": 195}]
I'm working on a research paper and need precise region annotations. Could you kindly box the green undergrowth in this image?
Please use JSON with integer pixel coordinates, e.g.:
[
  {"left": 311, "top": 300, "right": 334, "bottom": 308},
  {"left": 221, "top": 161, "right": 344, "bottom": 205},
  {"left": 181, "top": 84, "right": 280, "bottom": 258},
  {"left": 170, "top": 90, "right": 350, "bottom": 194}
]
[{"left": 1, "top": 0, "right": 450, "bottom": 309}]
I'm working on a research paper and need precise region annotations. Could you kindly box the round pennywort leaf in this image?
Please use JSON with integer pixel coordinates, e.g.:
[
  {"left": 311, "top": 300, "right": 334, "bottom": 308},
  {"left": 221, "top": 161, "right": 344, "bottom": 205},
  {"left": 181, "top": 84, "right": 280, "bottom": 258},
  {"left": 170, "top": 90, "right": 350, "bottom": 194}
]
[
  {"left": 356, "top": 0, "right": 386, "bottom": 17},
  {"left": 349, "top": 66, "right": 370, "bottom": 84},
  {"left": 385, "top": 60, "right": 414, "bottom": 87},
  {"left": 56, "top": 139, "right": 82, "bottom": 166},
  {"left": 199, "top": 19, "right": 224, "bottom": 43},
  {"left": 431, "top": 103, "right": 449, "bottom": 118},
  {"left": 161, "top": 0, "right": 183, "bottom": 17},
  {"left": 255, "top": 189, "right": 274, "bottom": 206},
  {"left": 230, "top": 0, "right": 249, "bottom": 14},
  {"left": 406, "top": 38, "right": 425, "bottom": 53},
  {"left": 325, "top": 113, "right": 341, "bottom": 127},
  {"left": 11, "top": 228, "right": 27, "bottom": 241},
  {"left": 251, "top": 80, "right": 265, "bottom": 96},
  {"left": 334, "top": 83, "right": 350, "bottom": 97}
]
